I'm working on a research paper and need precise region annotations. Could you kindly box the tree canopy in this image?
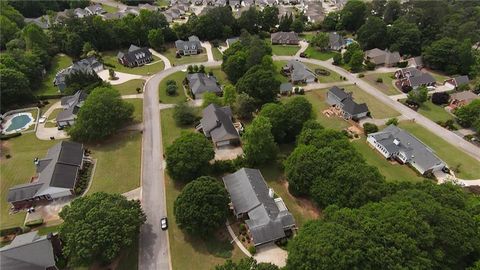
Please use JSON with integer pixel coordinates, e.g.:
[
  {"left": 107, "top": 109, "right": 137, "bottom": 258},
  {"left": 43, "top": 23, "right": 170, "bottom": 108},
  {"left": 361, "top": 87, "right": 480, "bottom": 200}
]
[
  {"left": 235, "top": 65, "right": 280, "bottom": 105},
  {"left": 242, "top": 116, "right": 277, "bottom": 166},
  {"left": 59, "top": 192, "right": 146, "bottom": 267},
  {"left": 215, "top": 258, "right": 279, "bottom": 270},
  {"left": 174, "top": 176, "right": 230, "bottom": 236}
]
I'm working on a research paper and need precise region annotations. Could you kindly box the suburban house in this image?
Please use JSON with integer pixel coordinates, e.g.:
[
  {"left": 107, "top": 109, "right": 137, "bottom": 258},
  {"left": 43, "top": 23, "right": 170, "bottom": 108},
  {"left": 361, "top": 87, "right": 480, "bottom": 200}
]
[
  {"left": 117, "top": 45, "right": 153, "bottom": 68},
  {"left": 84, "top": 4, "right": 106, "bottom": 15},
  {"left": 328, "top": 32, "right": 346, "bottom": 51},
  {"left": 282, "top": 60, "right": 317, "bottom": 84},
  {"left": 222, "top": 168, "right": 296, "bottom": 246},
  {"left": 448, "top": 91, "right": 479, "bottom": 110},
  {"left": 280, "top": 82, "right": 293, "bottom": 95},
  {"left": 365, "top": 48, "right": 401, "bottom": 67},
  {"left": 74, "top": 8, "right": 88, "bottom": 18},
  {"left": 7, "top": 141, "right": 85, "bottom": 210},
  {"left": 445, "top": 75, "right": 470, "bottom": 89},
  {"left": 24, "top": 16, "right": 51, "bottom": 29},
  {"left": 197, "top": 104, "right": 240, "bottom": 148},
  {"left": 186, "top": 72, "right": 222, "bottom": 99},
  {"left": 175, "top": 35, "right": 202, "bottom": 56},
  {"left": 407, "top": 56, "right": 424, "bottom": 69},
  {"left": 327, "top": 86, "right": 369, "bottom": 120},
  {"left": 226, "top": 37, "right": 240, "bottom": 47},
  {"left": 56, "top": 90, "right": 87, "bottom": 128},
  {"left": 367, "top": 125, "right": 446, "bottom": 175},
  {"left": 304, "top": 2, "right": 324, "bottom": 23},
  {"left": 271, "top": 31, "right": 299, "bottom": 45},
  {"left": 0, "top": 231, "right": 62, "bottom": 270},
  {"left": 399, "top": 72, "right": 436, "bottom": 90},
  {"left": 139, "top": 3, "right": 160, "bottom": 11},
  {"left": 395, "top": 67, "right": 422, "bottom": 79},
  {"left": 53, "top": 57, "right": 103, "bottom": 92}
]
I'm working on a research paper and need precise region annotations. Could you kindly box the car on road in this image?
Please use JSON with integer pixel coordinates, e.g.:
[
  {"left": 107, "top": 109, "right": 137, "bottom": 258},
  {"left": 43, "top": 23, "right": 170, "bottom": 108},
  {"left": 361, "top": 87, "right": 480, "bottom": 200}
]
[
  {"left": 39, "top": 116, "right": 47, "bottom": 123},
  {"left": 161, "top": 217, "right": 168, "bottom": 230}
]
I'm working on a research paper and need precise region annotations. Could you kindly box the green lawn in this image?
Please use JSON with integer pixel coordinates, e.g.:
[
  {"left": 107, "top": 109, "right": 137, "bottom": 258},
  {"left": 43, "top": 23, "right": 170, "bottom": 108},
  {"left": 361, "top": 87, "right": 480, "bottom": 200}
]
[
  {"left": 36, "top": 224, "right": 61, "bottom": 235},
  {"left": 208, "top": 66, "right": 229, "bottom": 85},
  {"left": 303, "top": 89, "right": 350, "bottom": 130},
  {"left": 113, "top": 79, "right": 145, "bottom": 95},
  {"left": 125, "top": 99, "right": 143, "bottom": 123},
  {"left": 343, "top": 85, "right": 400, "bottom": 119},
  {"left": 428, "top": 71, "right": 449, "bottom": 83},
  {"left": 156, "top": 0, "right": 169, "bottom": 6},
  {"left": 0, "top": 134, "right": 58, "bottom": 229},
  {"left": 304, "top": 46, "right": 337, "bottom": 61},
  {"left": 101, "top": 4, "right": 118, "bottom": 13},
  {"left": 103, "top": 51, "right": 164, "bottom": 75},
  {"left": 363, "top": 72, "right": 401, "bottom": 95},
  {"left": 273, "top": 61, "right": 289, "bottom": 83},
  {"left": 160, "top": 108, "right": 196, "bottom": 148},
  {"left": 398, "top": 121, "right": 480, "bottom": 179},
  {"left": 352, "top": 138, "right": 427, "bottom": 183},
  {"left": 163, "top": 47, "right": 208, "bottom": 66},
  {"left": 36, "top": 54, "right": 72, "bottom": 96},
  {"left": 158, "top": 71, "right": 188, "bottom": 104},
  {"left": 272, "top": 44, "right": 300, "bottom": 56},
  {"left": 212, "top": 47, "right": 223, "bottom": 61},
  {"left": 416, "top": 100, "right": 456, "bottom": 123},
  {"left": 304, "top": 63, "right": 342, "bottom": 83},
  {"left": 87, "top": 131, "right": 142, "bottom": 195}
]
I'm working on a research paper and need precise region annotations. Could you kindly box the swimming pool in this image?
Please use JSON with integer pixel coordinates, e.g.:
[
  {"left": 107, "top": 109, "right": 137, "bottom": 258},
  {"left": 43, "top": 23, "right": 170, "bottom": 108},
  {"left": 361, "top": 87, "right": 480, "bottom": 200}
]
[{"left": 2, "top": 112, "right": 35, "bottom": 133}]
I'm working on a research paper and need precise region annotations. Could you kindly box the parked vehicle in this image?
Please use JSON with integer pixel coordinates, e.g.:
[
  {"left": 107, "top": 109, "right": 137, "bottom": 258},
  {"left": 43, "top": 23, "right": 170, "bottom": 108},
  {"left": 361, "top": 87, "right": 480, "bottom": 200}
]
[
  {"left": 39, "top": 116, "right": 47, "bottom": 124},
  {"left": 161, "top": 217, "right": 168, "bottom": 230}
]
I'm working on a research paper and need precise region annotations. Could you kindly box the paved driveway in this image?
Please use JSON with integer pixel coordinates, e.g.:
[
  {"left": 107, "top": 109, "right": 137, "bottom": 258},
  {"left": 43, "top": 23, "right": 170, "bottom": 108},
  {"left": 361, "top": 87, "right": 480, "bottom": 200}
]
[
  {"left": 36, "top": 101, "right": 69, "bottom": 140},
  {"left": 254, "top": 243, "right": 287, "bottom": 267}
]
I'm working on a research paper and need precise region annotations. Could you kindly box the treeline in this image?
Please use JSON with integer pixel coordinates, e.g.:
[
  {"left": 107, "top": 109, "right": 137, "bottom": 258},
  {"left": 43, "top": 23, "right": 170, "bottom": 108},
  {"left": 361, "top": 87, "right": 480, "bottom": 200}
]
[
  {"left": 323, "top": 0, "right": 480, "bottom": 76},
  {"left": 8, "top": 0, "right": 89, "bottom": 18}
]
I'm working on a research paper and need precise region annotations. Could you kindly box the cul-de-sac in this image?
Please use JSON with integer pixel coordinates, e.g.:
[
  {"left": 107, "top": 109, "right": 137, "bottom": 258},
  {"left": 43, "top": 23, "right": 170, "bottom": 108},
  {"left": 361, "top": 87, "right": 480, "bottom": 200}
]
[{"left": 1, "top": 0, "right": 480, "bottom": 269}]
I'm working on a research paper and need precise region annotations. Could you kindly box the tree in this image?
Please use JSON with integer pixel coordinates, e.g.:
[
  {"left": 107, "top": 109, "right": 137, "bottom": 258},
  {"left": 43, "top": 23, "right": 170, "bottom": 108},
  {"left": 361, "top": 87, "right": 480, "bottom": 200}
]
[
  {"left": 322, "top": 12, "right": 340, "bottom": 31},
  {"left": 278, "top": 13, "right": 293, "bottom": 32},
  {"left": 166, "top": 132, "right": 214, "bottom": 182},
  {"left": 0, "top": 68, "right": 32, "bottom": 109},
  {"left": 431, "top": 92, "right": 450, "bottom": 105},
  {"left": 423, "top": 38, "right": 474, "bottom": 75},
  {"left": 260, "top": 6, "right": 279, "bottom": 31},
  {"left": 223, "top": 84, "right": 236, "bottom": 106},
  {"left": 166, "top": 84, "right": 178, "bottom": 96},
  {"left": 342, "top": 42, "right": 361, "bottom": 64},
  {"left": 284, "top": 144, "right": 324, "bottom": 196},
  {"left": 202, "top": 92, "right": 223, "bottom": 108},
  {"left": 0, "top": 16, "right": 20, "bottom": 49},
  {"left": 356, "top": 16, "right": 388, "bottom": 50},
  {"left": 349, "top": 50, "right": 364, "bottom": 73},
  {"left": 59, "top": 192, "right": 145, "bottom": 267},
  {"left": 173, "top": 102, "right": 197, "bottom": 126},
  {"left": 108, "top": 68, "right": 116, "bottom": 79},
  {"left": 363, "top": 123, "right": 379, "bottom": 134},
  {"left": 339, "top": 0, "right": 367, "bottom": 31},
  {"left": 222, "top": 52, "right": 247, "bottom": 83},
  {"left": 236, "top": 65, "right": 280, "bottom": 105},
  {"left": 454, "top": 99, "right": 480, "bottom": 129},
  {"left": 215, "top": 258, "right": 279, "bottom": 270},
  {"left": 406, "top": 86, "right": 428, "bottom": 105},
  {"left": 148, "top": 29, "right": 164, "bottom": 51},
  {"left": 387, "top": 18, "right": 421, "bottom": 56},
  {"left": 22, "top": 23, "right": 48, "bottom": 51},
  {"left": 242, "top": 116, "right": 277, "bottom": 166},
  {"left": 332, "top": 52, "right": 342, "bottom": 65},
  {"left": 68, "top": 87, "right": 134, "bottom": 142},
  {"left": 310, "top": 32, "right": 329, "bottom": 51},
  {"left": 238, "top": 7, "right": 260, "bottom": 34},
  {"left": 385, "top": 117, "right": 398, "bottom": 126},
  {"left": 291, "top": 19, "right": 304, "bottom": 33},
  {"left": 174, "top": 176, "right": 229, "bottom": 236},
  {"left": 233, "top": 93, "right": 256, "bottom": 120},
  {"left": 383, "top": 0, "right": 402, "bottom": 24}
]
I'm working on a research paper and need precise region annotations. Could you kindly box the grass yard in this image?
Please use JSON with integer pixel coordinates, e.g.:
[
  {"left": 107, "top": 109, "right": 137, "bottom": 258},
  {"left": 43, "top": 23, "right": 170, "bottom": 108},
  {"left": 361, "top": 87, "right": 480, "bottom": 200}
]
[
  {"left": 304, "top": 46, "right": 337, "bottom": 61},
  {"left": 87, "top": 131, "right": 142, "bottom": 195},
  {"left": 428, "top": 70, "right": 449, "bottom": 83},
  {"left": 125, "top": 99, "right": 143, "bottom": 123},
  {"left": 343, "top": 85, "right": 400, "bottom": 119},
  {"left": 0, "top": 134, "right": 59, "bottom": 229},
  {"left": 304, "top": 63, "right": 342, "bottom": 83},
  {"left": 160, "top": 108, "right": 196, "bottom": 148},
  {"left": 212, "top": 47, "right": 223, "bottom": 61},
  {"left": 416, "top": 100, "right": 456, "bottom": 123},
  {"left": 101, "top": 4, "right": 118, "bottom": 13},
  {"left": 158, "top": 71, "right": 188, "bottom": 104},
  {"left": 157, "top": 0, "right": 170, "bottom": 6},
  {"left": 208, "top": 66, "right": 230, "bottom": 85},
  {"left": 303, "top": 89, "right": 350, "bottom": 130},
  {"left": 36, "top": 54, "right": 72, "bottom": 96},
  {"left": 272, "top": 44, "right": 300, "bottom": 56},
  {"left": 273, "top": 61, "right": 289, "bottom": 83},
  {"left": 363, "top": 72, "right": 400, "bottom": 95},
  {"left": 163, "top": 47, "right": 208, "bottom": 66},
  {"left": 398, "top": 121, "right": 480, "bottom": 179},
  {"left": 352, "top": 138, "right": 427, "bottom": 183},
  {"left": 103, "top": 51, "right": 164, "bottom": 75},
  {"left": 113, "top": 79, "right": 145, "bottom": 95}
]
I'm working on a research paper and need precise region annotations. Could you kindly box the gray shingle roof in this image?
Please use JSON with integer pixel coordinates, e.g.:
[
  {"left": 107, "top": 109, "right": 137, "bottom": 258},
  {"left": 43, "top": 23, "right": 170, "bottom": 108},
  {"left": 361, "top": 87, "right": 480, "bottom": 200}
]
[
  {"left": 328, "top": 86, "right": 350, "bottom": 101},
  {"left": 408, "top": 72, "right": 435, "bottom": 87},
  {"left": 0, "top": 232, "right": 55, "bottom": 270},
  {"left": 200, "top": 104, "right": 239, "bottom": 143},
  {"left": 328, "top": 32, "right": 346, "bottom": 49},
  {"left": 186, "top": 73, "right": 222, "bottom": 97},
  {"left": 223, "top": 168, "right": 295, "bottom": 246},
  {"left": 342, "top": 98, "right": 369, "bottom": 116},
  {"left": 118, "top": 45, "right": 153, "bottom": 66},
  {"left": 271, "top": 31, "right": 299, "bottom": 44},
  {"left": 57, "top": 90, "right": 87, "bottom": 123},
  {"left": 365, "top": 48, "right": 400, "bottom": 65},
  {"left": 453, "top": 75, "right": 470, "bottom": 86},
  {"left": 286, "top": 60, "right": 316, "bottom": 82},
  {"left": 175, "top": 36, "right": 202, "bottom": 51},
  {"left": 280, "top": 82, "right": 293, "bottom": 93}
]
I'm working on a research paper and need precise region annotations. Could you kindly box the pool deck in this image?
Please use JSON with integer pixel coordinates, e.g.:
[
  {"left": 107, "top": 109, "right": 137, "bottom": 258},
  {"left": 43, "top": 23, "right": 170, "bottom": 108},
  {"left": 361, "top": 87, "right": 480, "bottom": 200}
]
[{"left": 1, "top": 108, "right": 39, "bottom": 135}]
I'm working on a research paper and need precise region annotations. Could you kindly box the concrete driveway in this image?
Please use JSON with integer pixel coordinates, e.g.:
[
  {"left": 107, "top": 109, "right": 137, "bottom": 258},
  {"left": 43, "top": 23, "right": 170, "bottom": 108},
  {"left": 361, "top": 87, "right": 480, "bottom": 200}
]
[
  {"left": 254, "top": 243, "right": 288, "bottom": 267},
  {"left": 97, "top": 70, "right": 145, "bottom": 85},
  {"left": 201, "top": 41, "right": 214, "bottom": 62},
  {"left": 214, "top": 146, "right": 243, "bottom": 160},
  {"left": 36, "top": 101, "right": 69, "bottom": 140}
]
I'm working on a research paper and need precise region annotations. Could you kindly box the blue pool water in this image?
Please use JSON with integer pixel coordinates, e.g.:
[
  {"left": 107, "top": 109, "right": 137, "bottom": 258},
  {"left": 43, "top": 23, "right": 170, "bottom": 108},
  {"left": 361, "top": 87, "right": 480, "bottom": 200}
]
[
  {"left": 5, "top": 115, "right": 31, "bottom": 132},
  {"left": 346, "top": 38, "right": 354, "bottom": 46}
]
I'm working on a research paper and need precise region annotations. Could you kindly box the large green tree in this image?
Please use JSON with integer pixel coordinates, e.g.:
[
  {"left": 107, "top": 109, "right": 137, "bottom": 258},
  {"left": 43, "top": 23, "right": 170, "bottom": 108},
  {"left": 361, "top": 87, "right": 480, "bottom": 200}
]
[
  {"left": 356, "top": 16, "right": 388, "bottom": 50},
  {"left": 68, "top": 87, "right": 134, "bottom": 142},
  {"left": 387, "top": 18, "right": 422, "bottom": 56},
  {"left": 0, "top": 67, "right": 32, "bottom": 109},
  {"left": 339, "top": 0, "right": 367, "bottom": 31},
  {"left": 174, "top": 176, "right": 230, "bottom": 236},
  {"left": 423, "top": 38, "right": 474, "bottom": 75},
  {"left": 215, "top": 258, "right": 279, "bottom": 270},
  {"left": 233, "top": 93, "right": 256, "bottom": 120},
  {"left": 0, "top": 15, "right": 20, "bottom": 49},
  {"left": 59, "top": 192, "right": 146, "bottom": 267},
  {"left": 235, "top": 65, "right": 280, "bottom": 105},
  {"left": 310, "top": 32, "right": 329, "bottom": 51},
  {"left": 166, "top": 132, "right": 214, "bottom": 182},
  {"left": 242, "top": 116, "right": 277, "bottom": 166}
]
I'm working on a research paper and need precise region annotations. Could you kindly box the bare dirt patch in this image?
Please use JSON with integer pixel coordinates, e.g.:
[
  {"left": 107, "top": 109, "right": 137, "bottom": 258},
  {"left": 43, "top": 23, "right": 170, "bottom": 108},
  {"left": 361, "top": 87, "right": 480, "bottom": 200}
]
[{"left": 280, "top": 180, "right": 321, "bottom": 219}]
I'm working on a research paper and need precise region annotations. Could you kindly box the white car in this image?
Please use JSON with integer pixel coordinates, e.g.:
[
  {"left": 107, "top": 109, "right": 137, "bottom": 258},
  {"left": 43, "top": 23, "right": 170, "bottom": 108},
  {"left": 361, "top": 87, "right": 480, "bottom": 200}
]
[
  {"left": 161, "top": 217, "right": 168, "bottom": 230},
  {"left": 39, "top": 116, "right": 47, "bottom": 124}
]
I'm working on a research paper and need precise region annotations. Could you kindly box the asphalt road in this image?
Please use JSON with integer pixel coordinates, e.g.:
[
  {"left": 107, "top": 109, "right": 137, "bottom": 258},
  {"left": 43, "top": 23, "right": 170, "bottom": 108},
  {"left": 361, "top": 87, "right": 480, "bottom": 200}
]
[{"left": 139, "top": 61, "right": 221, "bottom": 270}]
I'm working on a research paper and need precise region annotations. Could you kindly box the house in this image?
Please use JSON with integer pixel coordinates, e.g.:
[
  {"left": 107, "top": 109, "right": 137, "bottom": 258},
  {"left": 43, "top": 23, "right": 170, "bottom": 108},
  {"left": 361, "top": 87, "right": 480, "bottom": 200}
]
[
  {"left": 53, "top": 57, "right": 103, "bottom": 92},
  {"left": 74, "top": 7, "right": 89, "bottom": 18},
  {"left": 85, "top": 4, "right": 106, "bottom": 15},
  {"left": 230, "top": 0, "right": 241, "bottom": 8},
  {"left": 186, "top": 73, "right": 222, "bottom": 99},
  {"left": 271, "top": 31, "right": 299, "bottom": 45},
  {"left": 280, "top": 82, "right": 293, "bottom": 95},
  {"left": 7, "top": 141, "right": 85, "bottom": 210},
  {"left": 56, "top": 90, "right": 87, "bottom": 128},
  {"left": 449, "top": 91, "right": 479, "bottom": 109},
  {"left": 0, "top": 231, "right": 62, "bottom": 270},
  {"left": 327, "top": 86, "right": 369, "bottom": 120},
  {"left": 226, "top": 37, "right": 240, "bottom": 47},
  {"left": 394, "top": 67, "right": 422, "bottom": 79},
  {"left": 124, "top": 6, "right": 141, "bottom": 15},
  {"left": 334, "top": 0, "right": 347, "bottom": 9},
  {"left": 117, "top": 45, "right": 153, "bottom": 68},
  {"left": 242, "top": 0, "right": 255, "bottom": 6},
  {"left": 304, "top": 2, "right": 324, "bottom": 23},
  {"left": 367, "top": 125, "right": 446, "bottom": 175},
  {"left": 445, "top": 75, "right": 470, "bottom": 89},
  {"left": 222, "top": 168, "right": 296, "bottom": 246},
  {"left": 139, "top": 3, "right": 160, "bottom": 11},
  {"left": 102, "top": 11, "right": 127, "bottom": 20},
  {"left": 399, "top": 72, "right": 436, "bottom": 90},
  {"left": 175, "top": 36, "right": 202, "bottom": 56},
  {"left": 407, "top": 56, "right": 423, "bottom": 69},
  {"left": 197, "top": 104, "right": 240, "bottom": 148},
  {"left": 365, "top": 48, "right": 401, "bottom": 67},
  {"left": 328, "top": 32, "right": 346, "bottom": 51},
  {"left": 282, "top": 60, "right": 317, "bottom": 84},
  {"left": 24, "top": 16, "right": 51, "bottom": 29}
]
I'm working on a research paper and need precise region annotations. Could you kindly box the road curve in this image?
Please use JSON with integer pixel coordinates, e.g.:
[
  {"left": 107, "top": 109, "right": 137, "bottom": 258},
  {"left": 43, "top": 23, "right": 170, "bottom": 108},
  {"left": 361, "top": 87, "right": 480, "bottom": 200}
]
[{"left": 139, "top": 61, "right": 221, "bottom": 270}]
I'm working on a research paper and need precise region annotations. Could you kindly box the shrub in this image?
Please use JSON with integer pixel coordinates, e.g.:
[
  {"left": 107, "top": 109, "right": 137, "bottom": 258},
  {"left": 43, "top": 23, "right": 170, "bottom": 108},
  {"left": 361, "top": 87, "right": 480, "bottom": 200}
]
[
  {"left": 363, "top": 123, "right": 379, "bottom": 134},
  {"left": 248, "top": 246, "right": 256, "bottom": 255},
  {"left": 0, "top": 227, "right": 21, "bottom": 237},
  {"left": 0, "top": 133, "right": 21, "bottom": 140},
  {"left": 166, "top": 84, "right": 178, "bottom": 96},
  {"left": 365, "top": 61, "right": 376, "bottom": 71},
  {"left": 314, "top": 68, "right": 331, "bottom": 76},
  {"left": 166, "top": 80, "right": 176, "bottom": 86},
  {"left": 376, "top": 77, "right": 383, "bottom": 83},
  {"left": 385, "top": 118, "right": 399, "bottom": 126},
  {"left": 173, "top": 103, "right": 196, "bottom": 126},
  {"left": 397, "top": 61, "right": 408, "bottom": 68},
  {"left": 358, "top": 73, "right": 365, "bottom": 78},
  {"left": 431, "top": 92, "right": 450, "bottom": 105},
  {"left": 25, "top": 219, "right": 44, "bottom": 227},
  {"left": 239, "top": 224, "right": 246, "bottom": 234}
]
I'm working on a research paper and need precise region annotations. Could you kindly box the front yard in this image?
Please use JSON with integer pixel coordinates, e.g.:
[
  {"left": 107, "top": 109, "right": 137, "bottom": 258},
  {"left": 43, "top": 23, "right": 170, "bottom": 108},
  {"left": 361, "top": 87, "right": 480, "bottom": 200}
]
[
  {"left": 415, "top": 100, "right": 457, "bottom": 124},
  {"left": 113, "top": 79, "right": 145, "bottom": 95},
  {"left": 163, "top": 47, "right": 208, "bottom": 66},
  {"left": 304, "top": 46, "right": 337, "bottom": 61},
  {"left": 158, "top": 71, "right": 188, "bottom": 104},
  {"left": 342, "top": 85, "right": 401, "bottom": 119},
  {"left": 271, "top": 44, "right": 301, "bottom": 56},
  {"left": 36, "top": 54, "right": 72, "bottom": 96},
  {"left": 212, "top": 47, "right": 223, "bottom": 61},
  {"left": 125, "top": 98, "right": 143, "bottom": 123},
  {"left": 362, "top": 72, "right": 400, "bottom": 96},
  {"left": 102, "top": 51, "right": 165, "bottom": 76}
]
